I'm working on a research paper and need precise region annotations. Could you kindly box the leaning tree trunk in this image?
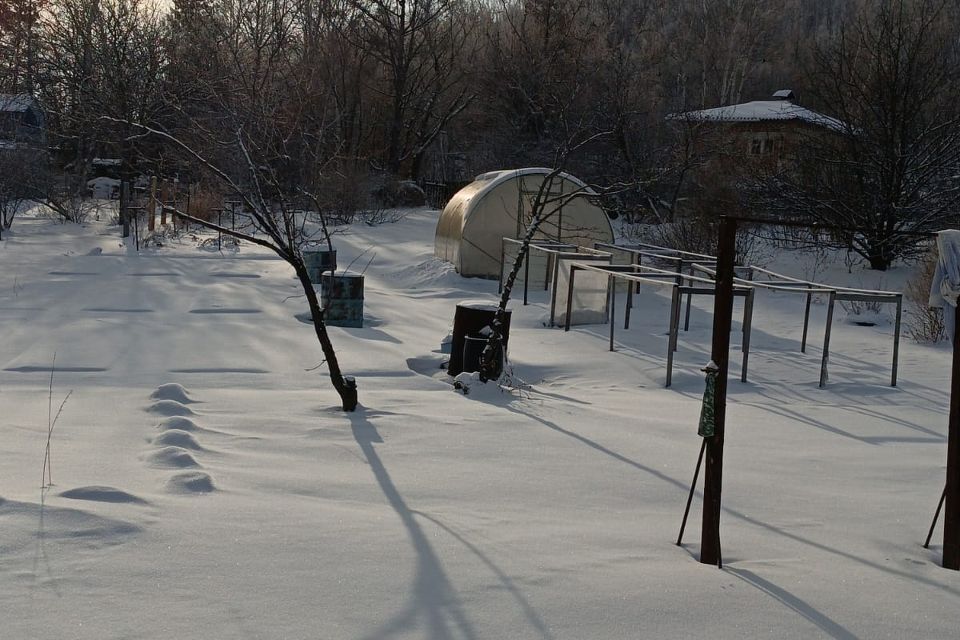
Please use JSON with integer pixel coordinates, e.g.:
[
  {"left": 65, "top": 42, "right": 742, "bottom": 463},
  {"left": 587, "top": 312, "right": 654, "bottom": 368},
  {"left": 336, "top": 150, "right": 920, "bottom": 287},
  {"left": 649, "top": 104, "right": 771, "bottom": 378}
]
[
  {"left": 479, "top": 181, "right": 556, "bottom": 381},
  {"left": 292, "top": 259, "right": 358, "bottom": 411},
  {"left": 478, "top": 167, "right": 578, "bottom": 382},
  {"left": 478, "top": 241, "right": 528, "bottom": 382}
]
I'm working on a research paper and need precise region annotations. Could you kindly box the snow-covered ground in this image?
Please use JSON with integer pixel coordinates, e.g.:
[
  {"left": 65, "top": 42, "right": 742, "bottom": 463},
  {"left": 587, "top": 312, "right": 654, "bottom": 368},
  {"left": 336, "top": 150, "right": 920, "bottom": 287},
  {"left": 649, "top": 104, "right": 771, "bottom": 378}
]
[{"left": 1, "top": 207, "right": 957, "bottom": 639}]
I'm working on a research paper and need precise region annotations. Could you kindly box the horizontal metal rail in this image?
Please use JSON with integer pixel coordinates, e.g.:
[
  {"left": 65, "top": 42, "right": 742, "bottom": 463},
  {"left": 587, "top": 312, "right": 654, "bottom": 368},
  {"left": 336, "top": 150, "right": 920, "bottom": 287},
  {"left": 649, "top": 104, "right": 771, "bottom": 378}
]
[{"left": 564, "top": 262, "right": 753, "bottom": 387}]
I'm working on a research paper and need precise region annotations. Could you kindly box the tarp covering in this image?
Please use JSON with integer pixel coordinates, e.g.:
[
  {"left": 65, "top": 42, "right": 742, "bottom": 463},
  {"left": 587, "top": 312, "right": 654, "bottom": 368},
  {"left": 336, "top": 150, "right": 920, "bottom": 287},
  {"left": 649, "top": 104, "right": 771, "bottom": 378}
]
[
  {"left": 932, "top": 229, "right": 960, "bottom": 341},
  {"left": 435, "top": 169, "right": 615, "bottom": 278},
  {"left": 552, "top": 257, "right": 612, "bottom": 327}
]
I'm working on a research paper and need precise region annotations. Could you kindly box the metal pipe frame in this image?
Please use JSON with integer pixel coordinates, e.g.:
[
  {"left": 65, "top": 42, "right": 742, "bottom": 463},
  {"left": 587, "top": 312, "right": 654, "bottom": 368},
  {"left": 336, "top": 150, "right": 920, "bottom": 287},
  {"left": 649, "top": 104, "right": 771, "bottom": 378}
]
[
  {"left": 565, "top": 262, "right": 751, "bottom": 387},
  {"left": 549, "top": 252, "right": 613, "bottom": 326},
  {"left": 696, "top": 263, "right": 903, "bottom": 387},
  {"left": 570, "top": 246, "right": 905, "bottom": 389},
  {"left": 499, "top": 238, "right": 577, "bottom": 298}
]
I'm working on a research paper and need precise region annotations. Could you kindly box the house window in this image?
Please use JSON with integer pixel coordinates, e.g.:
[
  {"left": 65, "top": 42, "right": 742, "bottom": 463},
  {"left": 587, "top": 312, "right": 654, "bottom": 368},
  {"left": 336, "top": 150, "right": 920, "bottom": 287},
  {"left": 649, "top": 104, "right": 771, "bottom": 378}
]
[{"left": 750, "top": 137, "right": 778, "bottom": 156}]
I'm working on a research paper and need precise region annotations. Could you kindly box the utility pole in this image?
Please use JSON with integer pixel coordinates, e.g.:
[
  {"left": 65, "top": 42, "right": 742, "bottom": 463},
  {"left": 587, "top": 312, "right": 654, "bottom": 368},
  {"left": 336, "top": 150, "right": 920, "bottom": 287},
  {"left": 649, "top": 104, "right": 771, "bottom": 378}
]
[{"left": 700, "top": 215, "right": 737, "bottom": 566}]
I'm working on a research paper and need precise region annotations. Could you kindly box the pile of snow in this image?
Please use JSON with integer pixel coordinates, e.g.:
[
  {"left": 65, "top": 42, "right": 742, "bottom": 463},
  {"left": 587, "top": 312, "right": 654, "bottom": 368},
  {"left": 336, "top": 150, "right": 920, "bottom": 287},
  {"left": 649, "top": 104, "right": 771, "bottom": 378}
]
[
  {"left": 150, "top": 382, "right": 195, "bottom": 404},
  {"left": 146, "top": 400, "right": 195, "bottom": 417},
  {"left": 152, "top": 429, "right": 204, "bottom": 451},
  {"left": 166, "top": 471, "right": 215, "bottom": 494},
  {"left": 145, "top": 446, "right": 200, "bottom": 469},
  {"left": 59, "top": 486, "right": 148, "bottom": 505}
]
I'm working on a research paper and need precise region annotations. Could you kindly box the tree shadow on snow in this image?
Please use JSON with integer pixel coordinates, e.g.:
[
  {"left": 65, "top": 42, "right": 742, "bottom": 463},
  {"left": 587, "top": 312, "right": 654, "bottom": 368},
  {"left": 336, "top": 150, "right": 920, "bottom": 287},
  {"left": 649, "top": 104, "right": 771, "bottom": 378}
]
[
  {"left": 725, "top": 568, "right": 859, "bottom": 640},
  {"left": 349, "top": 408, "right": 554, "bottom": 640},
  {"left": 506, "top": 403, "right": 960, "bottom": 599}
]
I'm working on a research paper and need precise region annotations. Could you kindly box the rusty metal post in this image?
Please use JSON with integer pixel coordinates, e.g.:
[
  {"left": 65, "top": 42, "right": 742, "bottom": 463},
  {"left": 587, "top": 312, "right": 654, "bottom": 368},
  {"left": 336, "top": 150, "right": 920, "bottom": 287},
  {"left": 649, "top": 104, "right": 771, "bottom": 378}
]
[
  {"left": 741, "top": 288, "right": 755, "bottom": 383},
  {"left": 801, "top": 284, "right": 812, "bottom": 353},
  {"left": 564, "top": 266, "right": 577, "bottom": 332},
  {"left": 665, "top": 285, "right": 681, "bottom": 388},
  {"left": 944, "top": 303, "right": 960, "bottom": 570},
  {"left": 820, "top": 291, "right": 837, "bottom": 388},
  {"left": 120, "top": 180, "right": 130, "bottom": 238},
  {"left": 700, "top": 216, "right": 737, "bottom": 567},
  {"left": 160, "top": 182, "right": 167, "bottom": 226},
  {"left": 147, "top": 176, "right": 157, "bottom": 232},
  {"left": 891, "top": 294, "right": 902, "bottom": 387},
  {"left": 608, "top": 275, "right": 616, "bottom": 351}
]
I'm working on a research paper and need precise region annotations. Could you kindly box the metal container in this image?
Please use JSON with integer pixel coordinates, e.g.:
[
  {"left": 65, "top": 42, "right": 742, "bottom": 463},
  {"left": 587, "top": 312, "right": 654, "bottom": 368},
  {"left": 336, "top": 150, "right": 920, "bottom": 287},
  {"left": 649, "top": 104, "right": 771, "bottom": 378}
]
[
  {"left": 321, "top": 272, "right": 363, "bottom": 328},
  {"left": 304, "top": 249, "right": 337, "bottom": 284},
  {"left": 448, "top": 300, "right": 511, "bottom": 376}
]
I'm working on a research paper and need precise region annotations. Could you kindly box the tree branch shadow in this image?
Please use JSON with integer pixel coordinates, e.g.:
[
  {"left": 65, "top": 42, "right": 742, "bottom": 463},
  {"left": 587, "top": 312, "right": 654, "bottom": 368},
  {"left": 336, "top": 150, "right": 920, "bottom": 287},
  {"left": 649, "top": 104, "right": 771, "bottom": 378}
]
[
  {"left": 725, "top": 568, "right": 859, "bottom": 640},
  {"left": 350, "top": 409, "right": 476, "bottom": 640},
  {"left": 506, "top": 402, "right": 960, "bottom": 598}
]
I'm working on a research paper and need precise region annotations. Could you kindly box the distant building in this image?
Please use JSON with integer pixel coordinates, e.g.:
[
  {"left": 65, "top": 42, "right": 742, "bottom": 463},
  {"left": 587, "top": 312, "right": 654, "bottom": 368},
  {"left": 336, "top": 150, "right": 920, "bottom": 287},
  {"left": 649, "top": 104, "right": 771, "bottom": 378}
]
[
  {"left": 673, "top": 90, "right": 844, "bottom": 168},
  {"left": 0, "top": 94, "right": 46, "bottom": 150},
  {"left": 668, "top": 91, "right": 847, "bottom": 213}
]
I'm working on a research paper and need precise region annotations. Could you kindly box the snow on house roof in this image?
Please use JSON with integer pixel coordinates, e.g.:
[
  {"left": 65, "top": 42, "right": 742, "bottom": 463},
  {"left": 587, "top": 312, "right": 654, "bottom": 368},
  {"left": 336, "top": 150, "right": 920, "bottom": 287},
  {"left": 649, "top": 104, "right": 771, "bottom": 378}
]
[
  {"left": 670, "top": 94, "right": 847, "bottom": 133},
  {"left": 0, "top": 94, "right": 38, "bottom": 113}
]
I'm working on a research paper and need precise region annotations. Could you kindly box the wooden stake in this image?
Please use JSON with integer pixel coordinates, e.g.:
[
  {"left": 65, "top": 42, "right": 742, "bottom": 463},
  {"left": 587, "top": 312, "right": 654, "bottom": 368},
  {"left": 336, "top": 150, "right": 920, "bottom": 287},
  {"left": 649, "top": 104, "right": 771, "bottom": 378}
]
[{"left": 944, "top": 303, "right": 960, "bottom": 570}]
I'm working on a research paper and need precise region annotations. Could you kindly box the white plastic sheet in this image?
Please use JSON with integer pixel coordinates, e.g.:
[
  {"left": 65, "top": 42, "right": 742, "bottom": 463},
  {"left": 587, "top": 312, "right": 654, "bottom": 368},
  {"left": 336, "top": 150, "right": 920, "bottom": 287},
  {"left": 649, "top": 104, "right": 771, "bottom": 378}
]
[
  {"left": 552, "top": 258, "right": 611, "bottom": 326},
  {"left": 932, "top": 229, "right": 960, "bottom": 341}
]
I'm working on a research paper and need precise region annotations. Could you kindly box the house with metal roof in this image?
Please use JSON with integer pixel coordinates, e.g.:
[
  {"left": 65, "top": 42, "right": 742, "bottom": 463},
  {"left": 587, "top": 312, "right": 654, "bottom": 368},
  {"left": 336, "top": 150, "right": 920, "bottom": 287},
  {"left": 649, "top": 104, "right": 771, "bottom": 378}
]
[
  {"left": 670, "top": 90, "right": 847, "bottom": 168},
  {"left": 667, "top": 91, "right": 849, "bottom": 214},
  {"left": 0, "top": 94, "right": 46, "bottom": 150}
]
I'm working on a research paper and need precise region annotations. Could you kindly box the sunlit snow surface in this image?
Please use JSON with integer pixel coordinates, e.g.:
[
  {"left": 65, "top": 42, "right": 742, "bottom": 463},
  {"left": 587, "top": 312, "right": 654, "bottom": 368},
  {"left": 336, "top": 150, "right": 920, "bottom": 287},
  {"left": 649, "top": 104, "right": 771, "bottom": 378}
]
[{"left": 1, "top": 206, "right": 957, "bottom": 639}]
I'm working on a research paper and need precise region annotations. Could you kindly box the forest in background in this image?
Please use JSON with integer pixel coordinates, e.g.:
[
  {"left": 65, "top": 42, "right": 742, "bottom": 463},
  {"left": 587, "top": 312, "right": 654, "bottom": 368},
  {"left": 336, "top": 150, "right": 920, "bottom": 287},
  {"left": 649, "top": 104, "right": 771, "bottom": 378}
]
[{"left": 1, "top": 0, "right": 959, "bottom": 269}]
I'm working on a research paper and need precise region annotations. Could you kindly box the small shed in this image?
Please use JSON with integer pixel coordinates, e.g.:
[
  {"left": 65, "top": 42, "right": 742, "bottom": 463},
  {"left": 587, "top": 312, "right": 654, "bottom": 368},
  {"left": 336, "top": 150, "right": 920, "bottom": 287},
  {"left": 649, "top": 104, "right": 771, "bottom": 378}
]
[
  {"left": 0, "top": 94, "right": 46, "bottom": 148},
  {"left": 434, "top": 168, "right": 614, "bottom": 278}
]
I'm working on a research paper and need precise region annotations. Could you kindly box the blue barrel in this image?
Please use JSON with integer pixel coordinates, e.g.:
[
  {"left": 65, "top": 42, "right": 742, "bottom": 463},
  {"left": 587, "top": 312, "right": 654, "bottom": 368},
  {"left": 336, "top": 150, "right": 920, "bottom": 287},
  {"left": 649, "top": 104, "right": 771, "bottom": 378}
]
[
  {"left": 321, "top": 272, "right": 363, "bottom": 327},
  {"left": 304, "top": 249, "right": 337, "bottom": 284}
]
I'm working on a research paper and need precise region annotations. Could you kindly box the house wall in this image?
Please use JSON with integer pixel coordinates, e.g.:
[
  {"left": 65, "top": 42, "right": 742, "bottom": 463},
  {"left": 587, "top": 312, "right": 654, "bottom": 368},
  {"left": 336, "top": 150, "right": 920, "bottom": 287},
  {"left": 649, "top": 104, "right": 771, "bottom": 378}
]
[
  {"left": 0, "top": 102, "right": 46, "bottom": 148},
  {"left": 681, "top": 120, "right": 839, "bottom": 216}
]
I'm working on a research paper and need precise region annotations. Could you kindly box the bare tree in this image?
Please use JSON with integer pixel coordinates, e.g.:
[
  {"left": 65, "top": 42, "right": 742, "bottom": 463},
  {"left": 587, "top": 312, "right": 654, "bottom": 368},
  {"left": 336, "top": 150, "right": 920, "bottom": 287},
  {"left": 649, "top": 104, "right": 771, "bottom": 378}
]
[
  {"left": 115, "top": 117, "right": 359, "bottom": 411},
  {"left": 0, "top": 0, "right": 43, "bottom": 93},
  {"left": 32, "top": 0, "right": 168, "bottom": 221},
  {"left": 664, "top": 0, "right": 779, "bottom": 110},
  {"left": 478, "top": 131, "right": 617, "bottom": 382},
  {"left": 0, "top": 148, "right": 46, "bottom": 238},
  {"left": 349, "top": 0, "right": 479, "bottom": 178},
  {"left": 113, "top": 0, "right": 361, "bottom": 410},
  {"left": 752, "top": 0, "right": 960, "bottom": 270}
]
